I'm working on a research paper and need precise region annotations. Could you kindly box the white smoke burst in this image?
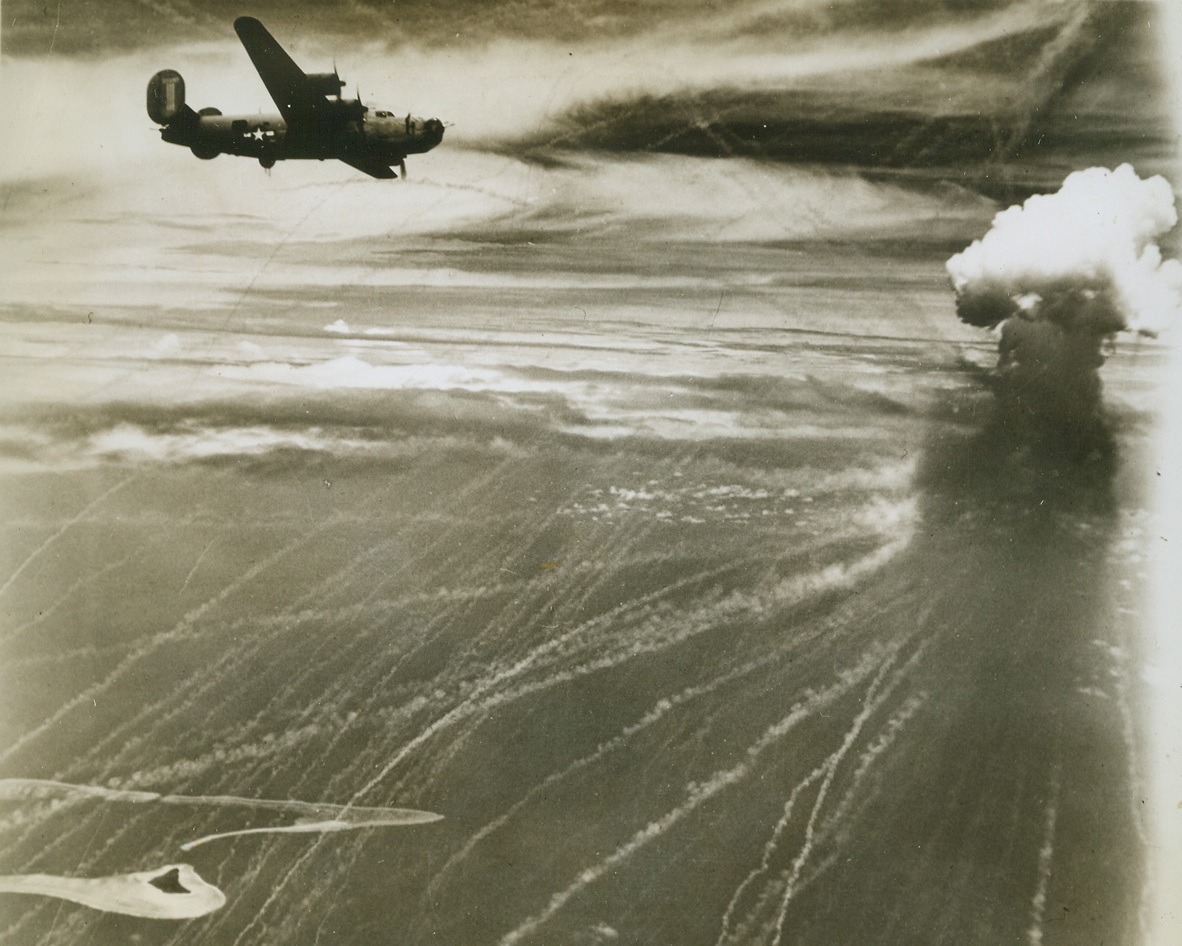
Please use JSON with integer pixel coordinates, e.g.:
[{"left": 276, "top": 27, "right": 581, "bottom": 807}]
[
  {"left": 948, "top": 164, "right": 1182, "bottom": 336},
  {"left": 946, "top": 164, "right": 1182, "bottom": 452}
]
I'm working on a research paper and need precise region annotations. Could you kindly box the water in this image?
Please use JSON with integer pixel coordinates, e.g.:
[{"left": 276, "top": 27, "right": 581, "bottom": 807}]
[{"left": 0, "top": 230, "right": 1164, "bottom": 943}]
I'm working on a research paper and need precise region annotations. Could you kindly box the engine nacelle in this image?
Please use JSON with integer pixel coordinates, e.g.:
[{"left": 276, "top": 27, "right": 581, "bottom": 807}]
[
  {"left": 306, "top": 72, "right": 344, "bottom": 97},
  {"left": 147, "top": 69, "right": 186, "bottom": 125}
]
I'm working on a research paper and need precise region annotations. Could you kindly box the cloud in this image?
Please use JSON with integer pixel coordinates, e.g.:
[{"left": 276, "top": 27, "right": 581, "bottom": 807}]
[
  {"left": 947, "top": 164, "right": 1182, "bottom": 336},
  {"left": 212, "top": 356, "right": 535, "bottom": 392},
  {"left": 0, "top": 0, "right": 1030, "bottom": 57},
  {"left": 945, "top": 163, "right": 1182, "bottom": 454},
  {"left": 4, "top": 1, "right": 1154, "bottom": 182},
  {"left": 85, "top": 422, "right": 379, "bottom": 464}
]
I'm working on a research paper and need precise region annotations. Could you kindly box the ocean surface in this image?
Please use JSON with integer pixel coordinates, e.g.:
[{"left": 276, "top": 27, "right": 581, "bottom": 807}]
[{"left": 0, "top": 220, "right": 1168, "bottom": 943}]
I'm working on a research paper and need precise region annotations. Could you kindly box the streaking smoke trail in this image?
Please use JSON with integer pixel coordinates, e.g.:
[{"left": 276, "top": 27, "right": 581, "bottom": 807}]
[
  {"left": 0, "top": 475, "right": 136, "bottom": 600},
  {"left": 946, "top": 164, "right": 1182, "bottom": 453},
  {"left": 0, "top": 778, "right": 442, "bottom": 839},
  {"left": 178, "top": 815, "right": 442, "bottom": 852},
  {"left": 496, "top": 644, "right": 901, "bottom": 946},
  {"left": 0, "top": 864, "right": 224, "bottom": 920}
]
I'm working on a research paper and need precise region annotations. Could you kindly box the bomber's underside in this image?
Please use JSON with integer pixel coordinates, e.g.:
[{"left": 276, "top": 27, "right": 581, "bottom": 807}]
[{"left": 161, "top": 114, "right": 418, "bottom": 167}]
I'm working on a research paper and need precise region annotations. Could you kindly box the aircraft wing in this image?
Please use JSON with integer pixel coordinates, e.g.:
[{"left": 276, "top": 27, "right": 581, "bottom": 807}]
[
  {"left": 339, "top": 156, "right": 399, "bottom": 179},
  {"left": 234, "top": 17, "right": 322, "bottom": 120}
]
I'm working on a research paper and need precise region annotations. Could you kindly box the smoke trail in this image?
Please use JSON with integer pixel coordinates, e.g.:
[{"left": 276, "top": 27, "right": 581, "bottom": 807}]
[
  {"left": 0, "top": 863, "right": 224, "bottom": 920},
  {"left": 0, "top": 514, "right": 342, "bottom": 771},
  {"left": 0, "top": 778, "right": 441, "bottom": 840},
  {"left": 946, "top": 164, "right": 1182, "bottom": 454},
  {"left": 0, "top": 475, "right": 136, "bottom": 600},
  {"left": 179, "top": 813, "right": 442, "bottom": 851},
  {"left": 496, "top": 643, "right": 900, "bottom": 946},
  {"left": 1026, "top": 763, "right": 1062, "bottom": 946}
]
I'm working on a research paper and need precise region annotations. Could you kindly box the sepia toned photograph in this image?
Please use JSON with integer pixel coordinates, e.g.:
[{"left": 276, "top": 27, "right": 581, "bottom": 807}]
[{"left": 1, "top": 2, "right": 1180, "bottom": 943}]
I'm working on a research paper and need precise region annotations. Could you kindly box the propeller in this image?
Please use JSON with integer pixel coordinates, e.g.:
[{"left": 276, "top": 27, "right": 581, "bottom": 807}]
[{"left": 326, "top": 53, "right": 344, "bottom": 98}]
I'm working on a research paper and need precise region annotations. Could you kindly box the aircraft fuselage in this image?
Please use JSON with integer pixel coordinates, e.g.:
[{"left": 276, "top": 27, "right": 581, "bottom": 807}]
[{"left": 162, "top": 106, "right": 444, "bottom": 166}]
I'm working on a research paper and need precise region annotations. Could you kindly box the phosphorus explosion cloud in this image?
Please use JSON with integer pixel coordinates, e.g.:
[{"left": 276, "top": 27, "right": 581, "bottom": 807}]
[{"left": 946, "top": 164, "right": 1182, "bottom": 453}]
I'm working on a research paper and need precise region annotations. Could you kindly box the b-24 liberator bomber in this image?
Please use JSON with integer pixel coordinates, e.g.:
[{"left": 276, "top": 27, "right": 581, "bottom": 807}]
[{"left": 147, "top": 17, "right": 444, "bottom": 179}]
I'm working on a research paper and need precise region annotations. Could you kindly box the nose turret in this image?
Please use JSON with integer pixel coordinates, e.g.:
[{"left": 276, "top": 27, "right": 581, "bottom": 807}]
[{"left": 405, "top": 114, "right": 445, "bottom": 144}]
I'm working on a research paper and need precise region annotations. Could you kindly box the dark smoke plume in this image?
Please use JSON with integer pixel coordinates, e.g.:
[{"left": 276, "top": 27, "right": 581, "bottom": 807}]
[{"left": 946, "top": 164, "right": 1182, "bottom": 454}]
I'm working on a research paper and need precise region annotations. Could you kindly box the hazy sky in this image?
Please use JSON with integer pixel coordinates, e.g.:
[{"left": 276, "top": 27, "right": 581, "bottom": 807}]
[
  {"left": 0, "top": 1, "right": 1174, "bottom": 341},
  {"left": 2, "top": 1, "right": 1170, "bottom": 177},
  {"left": 4, "top": 1, "right": 1037, "bottom": 55}
]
